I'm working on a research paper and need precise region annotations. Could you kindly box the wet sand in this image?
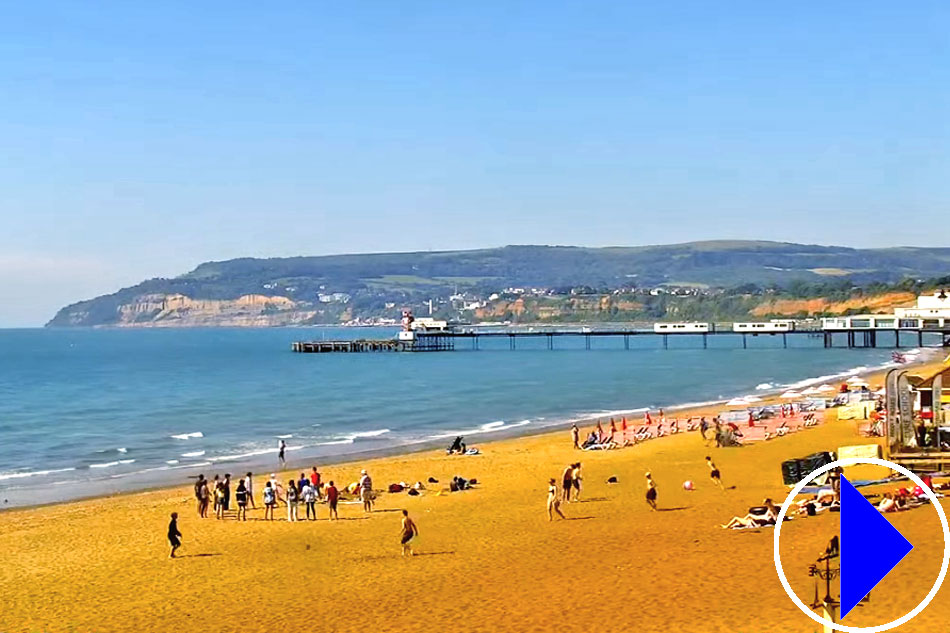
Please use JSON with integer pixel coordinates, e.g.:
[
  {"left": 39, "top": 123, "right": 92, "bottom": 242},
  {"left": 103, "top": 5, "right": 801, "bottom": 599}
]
[{"left": 2, "top": 361, "right": 949, "bottom": 633}]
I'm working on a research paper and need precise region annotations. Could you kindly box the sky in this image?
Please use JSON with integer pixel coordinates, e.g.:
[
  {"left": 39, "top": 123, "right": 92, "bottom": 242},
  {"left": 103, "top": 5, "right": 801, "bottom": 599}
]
[{"left": 1, "top": 2, "right": 949, "bottom": 326}]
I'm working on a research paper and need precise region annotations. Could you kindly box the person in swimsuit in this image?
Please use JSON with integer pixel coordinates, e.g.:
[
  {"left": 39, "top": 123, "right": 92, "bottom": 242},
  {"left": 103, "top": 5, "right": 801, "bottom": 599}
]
[
  {"left": 570, "top": 463, "right": 582, "bottom": 502},
  {"left": 197, "top": 478, "right": 210, "bottom": 518},
  {"left": 193, "top": 474, "right": 206, "bottom": 517},
  {"left": 571, "top": 424, "right": 580, "bottom": 450},
  {"left": 167, "top": 512, "right": 182, "bottom": 558},
  {"left": 547, "top": 478, "right": 566, "bottom": 521},
  {"left": 645, "top": 472, "right": 658, "bottom": 511},
  {"left": 400, "top": 509, "right": 419, "bottom": 557},
  {"left": 278, "top": 440, "right": 287, "bottom": 466},
  {"left": 561, "top": 465, "right": 573, "bottom": 503},
  {"left": 706, "top": 456, "right": 723, "bottom": 490}
]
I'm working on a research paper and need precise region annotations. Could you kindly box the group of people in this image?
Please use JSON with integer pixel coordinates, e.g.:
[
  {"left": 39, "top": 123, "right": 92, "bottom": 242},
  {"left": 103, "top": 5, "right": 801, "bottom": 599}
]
[
  {"left": 169, "top": 465, "right": 423, "bottom": 558},
  {"left": 192, "top": 467, "right": 344, "bottom": 523}
]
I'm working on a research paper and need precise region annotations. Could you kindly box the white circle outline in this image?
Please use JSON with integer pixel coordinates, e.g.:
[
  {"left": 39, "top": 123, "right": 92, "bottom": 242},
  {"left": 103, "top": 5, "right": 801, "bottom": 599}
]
[{"left": 773, "top": 457, "right": 950, "bottom": 633}]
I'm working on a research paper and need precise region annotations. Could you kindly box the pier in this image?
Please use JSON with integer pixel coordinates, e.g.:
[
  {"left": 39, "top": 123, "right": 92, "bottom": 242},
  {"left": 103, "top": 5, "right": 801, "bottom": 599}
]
[{"left": 292, "top": 324, "right": 950, "bottom": 353}]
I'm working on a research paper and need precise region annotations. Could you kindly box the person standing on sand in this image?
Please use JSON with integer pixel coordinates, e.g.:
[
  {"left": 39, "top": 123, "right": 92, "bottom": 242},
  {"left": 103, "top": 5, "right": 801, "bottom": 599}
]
[
  {"left": 547, "top": 478, "right": 566, "bottom": 521},
  {"left": 400, "top": 509, "right": 419, "bottom": 557},
  {"left": 198, "top": 478, "right": 210, "bottom": 518},
  {"left": 713, "top": 418, "right": 723, "bottom": 448},
  {"left": 222, "top": 473, "right": 232, "bottom": 512},
  {"left": 167, "top": 512, "right": 182, "bottom": 558},
  {"left": 359, "top": 469, "right": 374, "bottom": 512},
  {"left": 326, "top": 481, "right": 339, "bottom": 520},
  {"left": 214, "top": 479, "right": 226, "bottom": 519},
  {"left": 706, "top": 456, "right": 723, "bottom": 490},
  {"left": 645, "top": 472, "right": 658, "bottom": 511},
  {"left": 571, "top": 463, "right": 582, "bottom": 502},
  {"left": 263, "top": 481, "right": 277, "bottom": 520},
  {"left": 278, "top": 440, "right": 287, "bottom": 467},
  {"left": 561, "top": 464, "right": 573, "bottom": 503},
  {"left": 194, "top": 474, "right": 206, "bottom": 517},
  {"left": 571, "top": 424, "right": 580, "bottom": 450},
  {"left": 287, "top": 480, "right": 300, "bottom": 522},
  {"left": 211, "top": 474, "right": 221, "bottom": 515},
  {"left": 235, "top": 479, "right": 248, "bottom": 521},
  {"left": 302, "top": 480, "right": 317, "bottom": 520},
  {"left": 244, "top": 472, "right": 256, "bottom": 509},
  {"left": 310, "top": 466, "right": 322, "bottom": 499}
]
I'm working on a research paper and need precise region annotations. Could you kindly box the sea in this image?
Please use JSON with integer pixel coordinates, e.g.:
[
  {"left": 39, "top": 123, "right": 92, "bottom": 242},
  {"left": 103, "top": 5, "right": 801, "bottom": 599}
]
[{"left": 0, "top": 327, "right": 928, "bottom": 507}]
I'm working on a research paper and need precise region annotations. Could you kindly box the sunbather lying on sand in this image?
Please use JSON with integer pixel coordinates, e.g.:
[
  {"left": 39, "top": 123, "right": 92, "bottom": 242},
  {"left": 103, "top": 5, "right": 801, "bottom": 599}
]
[{"left": 722, "top": 498, "right": 780, "bottom": 529}]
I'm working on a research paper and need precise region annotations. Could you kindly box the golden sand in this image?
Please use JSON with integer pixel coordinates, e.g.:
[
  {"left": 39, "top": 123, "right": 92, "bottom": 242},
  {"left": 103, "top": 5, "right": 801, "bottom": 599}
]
[{"left": 2, "top": 363, "right": 949, "bottom": 633}]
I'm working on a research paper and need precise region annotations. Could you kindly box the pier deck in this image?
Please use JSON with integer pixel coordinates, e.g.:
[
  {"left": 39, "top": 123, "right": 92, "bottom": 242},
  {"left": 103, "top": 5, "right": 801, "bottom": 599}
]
[{"left": 292, "top": 325, "right": 950, "bottom": 353}]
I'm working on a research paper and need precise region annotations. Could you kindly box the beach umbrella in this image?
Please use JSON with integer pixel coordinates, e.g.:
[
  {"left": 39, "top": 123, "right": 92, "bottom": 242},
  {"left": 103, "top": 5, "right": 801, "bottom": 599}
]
[
  {"left": 802, "top": 387, "right": 820, "bottom": 395},
  {"left": 817, "top": 384, "right": 835, "bottom": 393},
  {"left": 726, "top": 398, "right": 748, "bottom": 406},
  {"left": 743, "top": 395, "right": 763, "bottom": 403},
  {"left": 780, "top": 391, "right": 801, "bottom": 399}
]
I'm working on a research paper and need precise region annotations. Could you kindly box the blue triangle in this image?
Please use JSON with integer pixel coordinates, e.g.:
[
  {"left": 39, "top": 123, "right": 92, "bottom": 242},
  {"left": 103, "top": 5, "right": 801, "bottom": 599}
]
[{"left": 840, "top": 476, "right": 914, "bottom": 618}]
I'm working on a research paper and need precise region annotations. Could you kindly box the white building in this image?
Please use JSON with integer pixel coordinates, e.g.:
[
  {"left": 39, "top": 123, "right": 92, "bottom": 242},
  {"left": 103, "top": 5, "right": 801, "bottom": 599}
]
[{"left": 895, "top": 290, "right": 950, "bottom": 319}]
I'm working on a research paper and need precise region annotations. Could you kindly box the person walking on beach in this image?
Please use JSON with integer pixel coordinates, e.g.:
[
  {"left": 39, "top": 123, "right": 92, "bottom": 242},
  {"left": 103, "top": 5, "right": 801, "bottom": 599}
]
[
  {"left": 645, "top": 472, "right": 658, "bottom": 511},
  {"left": 278, "top": 439, "right": 287, "bottom": 467},
  {"left": 561, "top": 464, "right": 573, "bottom": 503},
  {"left": 400, "top": 509, "right": 419, "bottom": 557},
  {"left": 244, "top": 472, "right": 256, "bottom": 509},
  {"left": 167, "top": 512, "right": 182, "bottom": 558},
  {"left": 302, "top": 480, "right": 317, "bottom": 520},
  {"left": 194, "top": 474, "right": 207, "bottom": 517},
  {"left": 699, "top": 417, "right": 708, "bottom": 441},
  {"left": 263, "top": 481, "right": 277, "bottom": 520},
  {"left": 287, "top": 480, "right": 300, "bottom": 522},
  {"left": 713, "top": 418, "right": 723, "bottom": 448},
  {"left": 706, "top": 456, "right": 724, "bottom": 490},
  {"left": 235, "top": 479, "right": 248, "bottom": 521},
  {"left": 359, "top": 469, "right": 374, "bottom": 513},
  {"left": 570, "top": 463, "right": 582, "bottom": 502},
  {"left": 547, "top": 478, "right": 566, "bottom": 521},
  {"left": 326, "top": 481, "right": 339, "bottom": 520},
  {"left": 571, "top": 424, "right": 580, "bottom": 450}
]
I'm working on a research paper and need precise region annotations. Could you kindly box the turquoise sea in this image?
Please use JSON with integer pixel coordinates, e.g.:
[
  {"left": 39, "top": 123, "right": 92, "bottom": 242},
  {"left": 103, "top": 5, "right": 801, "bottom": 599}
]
[{"left": 0, "top": 327, "right": 918, "bottom": 507}]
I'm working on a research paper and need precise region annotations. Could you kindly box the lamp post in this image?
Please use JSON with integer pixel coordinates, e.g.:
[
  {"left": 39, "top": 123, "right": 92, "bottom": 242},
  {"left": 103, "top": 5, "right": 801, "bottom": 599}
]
[{"left": 808, "top": 541, "right": 840, "bottom": 633}]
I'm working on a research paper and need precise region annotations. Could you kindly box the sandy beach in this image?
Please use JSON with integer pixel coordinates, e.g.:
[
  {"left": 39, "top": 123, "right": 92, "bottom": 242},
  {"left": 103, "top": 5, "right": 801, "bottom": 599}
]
[{"left": 2, "top": 360, "right": 949, "bottom": 633}]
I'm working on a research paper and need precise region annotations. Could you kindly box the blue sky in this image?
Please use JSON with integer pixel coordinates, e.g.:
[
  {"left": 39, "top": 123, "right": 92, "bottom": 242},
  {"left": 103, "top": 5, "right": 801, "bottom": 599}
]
[{"left": 2, "top": 2, "right": 948, "bottom": 326}]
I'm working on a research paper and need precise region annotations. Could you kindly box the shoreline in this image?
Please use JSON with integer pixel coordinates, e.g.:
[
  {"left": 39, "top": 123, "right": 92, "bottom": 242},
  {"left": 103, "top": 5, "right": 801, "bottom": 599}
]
[{"left": 2, "top": 349, "right": 940, "bottom": 513}]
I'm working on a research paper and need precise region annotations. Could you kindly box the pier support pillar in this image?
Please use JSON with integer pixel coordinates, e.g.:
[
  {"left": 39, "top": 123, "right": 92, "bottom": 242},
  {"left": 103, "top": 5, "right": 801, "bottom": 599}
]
[
  {"left": 919, "top": 330, "right": 924, "bottom": 347},
  {"left": 742, "top": 334, "right": 747, "bottom": 349},
  {"left": 663, "top": 334, "right": 668, "bottom": 350},
  {"left": 624, "top": 334, "right": 629, "bottom": 350},
  {"left": 509, "top": 335, "right": 515, "bottom": 351},
  {"left": 585, "top": 334, "right": 591, "bottom": 350},
  {"left": 702, "top": 333, "right": 707, "bottom": 349},
  {"left": 783, "top": 333, "right": 788, "bottom": 349},
  {"left": 547, "top": 333, "right": 553, "bottom": 350}
]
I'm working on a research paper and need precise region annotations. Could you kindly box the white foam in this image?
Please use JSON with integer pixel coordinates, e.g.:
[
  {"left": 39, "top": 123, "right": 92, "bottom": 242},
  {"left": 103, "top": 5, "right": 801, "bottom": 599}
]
[
  {"left": 165, "top": 460, "right": 179, "bottom": 465},
  {"left": 208, "top": 448, "right": 276, "bottom": 463},
  {"left": 339, "top": 428, "right": 391, "bottom": 441},
  {"left": 0, "top": 467, "right": 76, "bottom": 481},
  {"left": 181, "top": 450, "right": 206, "bottom": 458},
  {"left": 118, "top": 459, "right": 135, "bottom": 465},
  {"left": 90, "top": 461, "right": 119, "bottom": 469},
  {"left": 170, "top": 432, "right": 203, "bottom": 440},
  {"left": 117, "top": 448, "right": 128, "bottom": 453},
  {"left": 276, "top": 434, "right": 293, "bottom": 439},
  {"left": 755, "top": 383, "right": 774, "bottom": 390}
]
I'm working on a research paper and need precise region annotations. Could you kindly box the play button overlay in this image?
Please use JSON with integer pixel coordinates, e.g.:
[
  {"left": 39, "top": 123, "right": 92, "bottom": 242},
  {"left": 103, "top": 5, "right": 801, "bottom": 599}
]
[
  {"left": 839, "top": 475, "right": 914, "bottom": 618},
  {"left": 773, "top": 457, "right": 950, "bottom": 633}
]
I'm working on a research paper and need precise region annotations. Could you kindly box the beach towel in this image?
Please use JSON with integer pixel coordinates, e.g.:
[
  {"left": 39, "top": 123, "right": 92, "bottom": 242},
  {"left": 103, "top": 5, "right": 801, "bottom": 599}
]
[{"left": 465, "top": 448, "right": 480, "bottom": 455}]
